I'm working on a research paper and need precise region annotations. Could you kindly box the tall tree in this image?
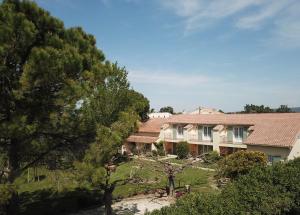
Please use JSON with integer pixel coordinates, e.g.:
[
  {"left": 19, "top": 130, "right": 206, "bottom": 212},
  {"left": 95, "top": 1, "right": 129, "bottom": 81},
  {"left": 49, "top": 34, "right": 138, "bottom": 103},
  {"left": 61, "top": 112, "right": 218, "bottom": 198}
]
[
  {"left": 243, "top": 104, "right": 273, "bottom": 113},
  {"left": 0, "top": 0, "right": 149, "bottom": 185},
  {"left": 276, "top": 105, "right": 292, "bottom": 113},
  {"left": 159, "top": 106, "right": 174, "bottom": 114},
  {"left": 74, "top": 110, "right": 139, "bottom": 215}
]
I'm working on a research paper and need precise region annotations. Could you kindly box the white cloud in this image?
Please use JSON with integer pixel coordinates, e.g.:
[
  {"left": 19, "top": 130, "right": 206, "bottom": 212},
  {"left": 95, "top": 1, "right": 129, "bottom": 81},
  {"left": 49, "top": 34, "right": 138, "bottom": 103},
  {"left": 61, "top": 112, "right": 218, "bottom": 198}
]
[
  {"left": 160, "top": 0, "right": 263, "bottom": 32},
  {"left": 160, "top": 0, "right": 300, "bottom": 47},
  {"left": 268, "top": 2, "right": 300, "bottom": 48},
  {"left": 236, "top": 1, "right": 292, "bottom": 29},
  {"left": 128, "top": 69, "right": 217, "bottom": 87}
]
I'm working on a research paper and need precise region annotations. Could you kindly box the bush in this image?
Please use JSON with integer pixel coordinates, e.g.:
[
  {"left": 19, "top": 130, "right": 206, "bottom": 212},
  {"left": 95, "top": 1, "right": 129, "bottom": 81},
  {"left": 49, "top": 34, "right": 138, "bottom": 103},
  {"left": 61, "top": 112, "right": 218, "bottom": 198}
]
[
  {"left": 203, "top": 151, "right": 221, "bottom": 164},
  {"left": 154, "top": 141, "right": 165, "bottom": 156},
  {"left": 217, "top": 150, "right": 267, "bottom": 179},
  {"left": 148, "top": 158, "right": 300, "bottom": 215},
  {"left": 19, "top": 188, "right": 103, "bottom": 215},
  {"left": 152, "top": 150, "right": 158, "bottom": 157},
  {"left": 176, "top": 142, "right": 189, "bottom": 159},
  {"left": 0, "top": 184, "right": 17, "bottom": 215}
]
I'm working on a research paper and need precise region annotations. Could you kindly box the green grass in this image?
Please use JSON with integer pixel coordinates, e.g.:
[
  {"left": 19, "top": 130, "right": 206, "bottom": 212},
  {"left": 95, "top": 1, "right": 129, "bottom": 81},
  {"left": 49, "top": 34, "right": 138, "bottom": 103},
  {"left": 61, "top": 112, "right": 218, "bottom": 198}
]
[
  {"left": 14, "top": 159, "right": 216, "bottom": 214},
  {"left": 15, "top": 159, "right": 216, "bottom": 198},
  {"left": 164, "top": 158, "right": 188, "bottom": 165},
  {"left": 193, "top": 162, "right": 219, "bottom": 169},
  {"left": 111, "top": 159, "right": 215, "bottom": 198},
  {"left": 14, "top": 168, "right": 78, "bottom": 193},
  {"left": 163, "top": 158, "right": 218, "bottom": 169}
]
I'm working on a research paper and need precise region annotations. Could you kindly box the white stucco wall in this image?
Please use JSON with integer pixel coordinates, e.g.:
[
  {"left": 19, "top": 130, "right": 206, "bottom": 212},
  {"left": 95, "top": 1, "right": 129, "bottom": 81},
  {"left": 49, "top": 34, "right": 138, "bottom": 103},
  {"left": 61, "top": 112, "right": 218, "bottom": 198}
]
[
  {"left": 151, "top": 143, "right": 157, "bottom": 151},
  {"left": 247, "top": 145, "right": 291, "bottom": 160},
  {"left": 148, "top": 112, "right": 172, "bottom": 119},
  {"left": 288, "top": 138, "right": 300, "bottom": 160},
  {"left": 188, "top": 127, "right": 198, "bottom": 140},
  {"left": 162, "top": 126, "right": 173, "bottom": 140},
  {"left": 212, "top": 131, "right": 220, "bottom": 153}
]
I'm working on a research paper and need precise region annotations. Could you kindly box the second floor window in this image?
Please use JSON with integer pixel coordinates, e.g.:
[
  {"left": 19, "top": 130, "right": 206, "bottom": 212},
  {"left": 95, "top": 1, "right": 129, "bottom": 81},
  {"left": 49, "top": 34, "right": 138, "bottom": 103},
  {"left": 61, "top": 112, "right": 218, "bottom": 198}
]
[
  {"left": 177, "top": 125, "right": 184, "bottom": 137},
  {"left": 203, "top": 126, "right": 212, "bottom": 141},
  {"left": 233, "top": 127, "right": 244, "bottom": 142}
]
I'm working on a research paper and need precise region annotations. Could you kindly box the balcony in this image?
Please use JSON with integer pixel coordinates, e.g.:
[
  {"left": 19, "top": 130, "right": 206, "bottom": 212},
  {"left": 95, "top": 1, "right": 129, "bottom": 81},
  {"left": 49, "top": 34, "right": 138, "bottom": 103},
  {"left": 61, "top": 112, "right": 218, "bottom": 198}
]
[
  {"left": 187, "top": 134, "right": 213, "bottom": 145},
  {"left": 187, "top": 133, "right": 198, "bottom": 142},
  {"left": 164, "top": 132, "right": 175, "bottom": 140},
  {"left": 219, "top": 136, "right": 247, "bottom": 148}
]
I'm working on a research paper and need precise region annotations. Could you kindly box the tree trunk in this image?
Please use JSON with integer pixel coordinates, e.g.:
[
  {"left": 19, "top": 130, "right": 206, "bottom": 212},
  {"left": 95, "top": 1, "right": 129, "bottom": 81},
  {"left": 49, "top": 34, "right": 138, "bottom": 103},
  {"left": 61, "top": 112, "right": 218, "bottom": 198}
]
[
  {"left": 103, "top": 187, "right": 113, "bottom": 215},
  {"left": 6, "top": 138, "right": 20, "bottom": 215},
  {"left": 7, "top": 138, "right": 19, "bottom": 183},
  {"left": 168, "top": 176, "right": 175, "bottom": 196}
]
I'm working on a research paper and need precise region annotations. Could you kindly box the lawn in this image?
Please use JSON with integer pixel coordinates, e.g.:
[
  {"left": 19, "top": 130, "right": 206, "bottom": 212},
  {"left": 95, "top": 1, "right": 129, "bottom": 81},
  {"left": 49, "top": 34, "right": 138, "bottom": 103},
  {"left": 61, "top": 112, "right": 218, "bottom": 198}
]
[
  {"left": 111, "top": 159, "right": 216, "bottom": 198},
  {"left": 163, "top": 157, "right": 219, "bottom": 169},
  {"left": 14, "top": 158, "right": 216, "bottom": 214},
  {"left": 15, "top": 159, "right": 216, "bottom": 197}
]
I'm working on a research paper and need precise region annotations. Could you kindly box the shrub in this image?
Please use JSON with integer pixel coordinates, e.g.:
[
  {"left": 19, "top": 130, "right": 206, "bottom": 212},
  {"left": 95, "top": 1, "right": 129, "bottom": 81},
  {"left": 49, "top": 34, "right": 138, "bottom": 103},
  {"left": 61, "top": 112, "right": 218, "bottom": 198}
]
[
  {"left": 19, "top": 188, "right": 103, "bottom": 215},
  {"left": 154, "top": 141, "right": 165, "bottom": 156},
  {"left": 217, "top": 150, "right": 267, "bottom": 179},
  {"left": 176, "top": 142, "right": 189, "bottom": 159},
  {"left": 148, "top": 158, "right": 300, "bottom": 215},
  {"left": 152, "top": 150, "right": 158, "bottom": 157},
  {"left": 0, "top": 184, "right": 17, "bottom": 215},
  {"left": 203, "top": 151, "right": 221, "bottom": 164}
]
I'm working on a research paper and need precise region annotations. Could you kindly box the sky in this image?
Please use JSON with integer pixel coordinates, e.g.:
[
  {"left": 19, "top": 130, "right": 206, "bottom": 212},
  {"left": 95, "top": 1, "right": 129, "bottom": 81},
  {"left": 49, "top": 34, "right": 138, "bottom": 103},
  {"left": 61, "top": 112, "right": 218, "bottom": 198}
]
[{"left": 34, "top": 0, "right": 300, "bottom": 112}]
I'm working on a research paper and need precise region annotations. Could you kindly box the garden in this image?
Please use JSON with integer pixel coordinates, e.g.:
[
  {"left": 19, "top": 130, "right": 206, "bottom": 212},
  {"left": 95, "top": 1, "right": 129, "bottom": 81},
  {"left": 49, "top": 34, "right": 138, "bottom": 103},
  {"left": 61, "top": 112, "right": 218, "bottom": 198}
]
[{"left": 4, "top": 157, "right": 216, "bottom": 215}]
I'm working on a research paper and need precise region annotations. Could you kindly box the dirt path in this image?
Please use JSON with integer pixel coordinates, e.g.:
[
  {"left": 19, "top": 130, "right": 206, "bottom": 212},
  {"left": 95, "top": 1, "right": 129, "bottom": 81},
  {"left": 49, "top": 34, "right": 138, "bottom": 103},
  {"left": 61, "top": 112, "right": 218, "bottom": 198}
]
[{"left": 70, "top": 194, "right": 174, "bottom": 215}]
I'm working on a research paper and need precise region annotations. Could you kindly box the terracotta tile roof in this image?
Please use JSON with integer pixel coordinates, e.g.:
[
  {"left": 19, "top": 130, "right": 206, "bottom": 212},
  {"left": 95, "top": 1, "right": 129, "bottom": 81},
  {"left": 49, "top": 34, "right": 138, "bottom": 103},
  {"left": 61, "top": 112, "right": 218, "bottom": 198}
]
[
  {"left": 126, "top": 118, "right": 168, "bottom": 144},
  {"left": 244, "top": 119, "right": 300, "bottom": 147},
  {"left": 167, "top": 113, "right": 300, "bottom": 125},
  {"left": 139, "top": 118, "right": 168, "bottom": 133},
  {"left": 126, "top": 135, "right": 158, "bottom": 144},
  {"left": 166, "top": 113, "right": 300, "bottom": 147}
]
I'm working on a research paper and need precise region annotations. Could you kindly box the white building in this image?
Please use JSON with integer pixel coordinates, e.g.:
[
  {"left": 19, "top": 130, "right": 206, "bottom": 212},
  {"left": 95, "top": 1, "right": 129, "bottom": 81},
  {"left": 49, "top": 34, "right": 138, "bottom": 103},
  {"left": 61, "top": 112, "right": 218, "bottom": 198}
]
[
  {"left": 148, "top": 112, "right": 172, "bottom": 119},
  {"left": 189, "top": 107, "right": 223, "bottom": 115}
]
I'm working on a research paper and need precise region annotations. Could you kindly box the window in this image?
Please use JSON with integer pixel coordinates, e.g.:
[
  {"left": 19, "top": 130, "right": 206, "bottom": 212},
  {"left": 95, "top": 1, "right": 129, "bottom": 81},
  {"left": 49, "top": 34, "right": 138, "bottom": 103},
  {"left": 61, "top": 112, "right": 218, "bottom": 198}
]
[
  {"left": 177, "top": 125, "right": 184, "bottom": 137},
  {"left": 233, "top": 127, "right": 244, "bottom": 142},
  {"left": 268, "top": 155, "right": 282, "bottom": 164},
  {"left": 198, "top": 145, "right": 213, "bottom": 155},
  {"left": 203, "top": 126, "right": 212, "bottom": 141}
]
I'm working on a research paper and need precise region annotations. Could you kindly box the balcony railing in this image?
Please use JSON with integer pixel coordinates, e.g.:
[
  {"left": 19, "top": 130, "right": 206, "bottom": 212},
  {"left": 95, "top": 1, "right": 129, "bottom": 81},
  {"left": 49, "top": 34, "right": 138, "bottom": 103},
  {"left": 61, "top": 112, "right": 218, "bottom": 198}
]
[
  {"left": 164, "top": 132, "right": 174, "bottom": 140},
  {"left": 187, "top": 134, "right": 198, "bottom": 142},
  {"left": 219, "top": 136, "right": 244, "bottom": 145}
]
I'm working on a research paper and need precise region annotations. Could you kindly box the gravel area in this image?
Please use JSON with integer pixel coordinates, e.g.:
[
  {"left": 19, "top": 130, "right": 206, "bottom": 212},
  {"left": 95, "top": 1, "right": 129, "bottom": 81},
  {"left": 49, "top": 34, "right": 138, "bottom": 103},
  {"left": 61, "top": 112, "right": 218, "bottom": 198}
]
[{"left": 70, "top": 194, "right": 174, "bottom": 215}]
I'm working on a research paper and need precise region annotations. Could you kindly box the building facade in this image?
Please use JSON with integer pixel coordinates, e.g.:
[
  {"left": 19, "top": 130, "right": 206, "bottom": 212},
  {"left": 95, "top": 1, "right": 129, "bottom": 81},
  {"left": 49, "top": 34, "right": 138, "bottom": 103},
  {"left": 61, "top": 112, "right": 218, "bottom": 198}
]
[
  {"left": 124, "top": 113, "right": 300, "bottom": 162},
  {"left": 148, "top": 112, "right": 172, "bottom": 119},
  {"left": 123, "top": 118, "right": 168, "bottom": 155},
  {"left": 160, "top": 113, "right": 300, "bottom": 162}
]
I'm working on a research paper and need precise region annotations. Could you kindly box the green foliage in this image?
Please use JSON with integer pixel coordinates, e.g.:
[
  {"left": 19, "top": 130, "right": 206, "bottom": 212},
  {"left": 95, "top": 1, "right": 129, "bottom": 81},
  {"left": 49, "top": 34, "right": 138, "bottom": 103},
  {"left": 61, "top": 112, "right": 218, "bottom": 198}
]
[
  {"left": 149, "top": 158, "right": 300, "bottom": 215},
  {"left": 203, "top": 151, "right": 221, "bottom": 164},
  {"left": 217, "top": 150, "right": 267, "bottom": 179},
  {"left": 243, "top": 104, "right": 273, "bottom": 113},
  {"left": 154, "top": 141, "right": 165, "bottom": 156},
  {"left": 243, "top": 104, "right": 293, "bottom": 113},
  {"left": 18, "top": 188, "right": 103, "bottom": 215},
  {"left": 176, "top": 142, "right": 189, "bottom": 159},
  {"left": 0, "top": 184, "right": 16, "bottom": 215},
  {"left": 152, "top": 150, "right": 158, "bottom": 157},
  {"left": 159, "top": 106, "right": 174, "bottom": 114},
  {"left": 0, "top": 0, "right": 149, "bottom": 184},
  {"left": 276, "top": 105, "right": 292, "bottom": 113}
]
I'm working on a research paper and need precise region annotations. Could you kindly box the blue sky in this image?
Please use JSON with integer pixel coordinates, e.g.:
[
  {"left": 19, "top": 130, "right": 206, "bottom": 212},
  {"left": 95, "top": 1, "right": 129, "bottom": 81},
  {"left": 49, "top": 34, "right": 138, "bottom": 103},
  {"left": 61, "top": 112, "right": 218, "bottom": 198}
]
[{"left": 34, "top": 0, "right": 300, "bottom": 112}]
